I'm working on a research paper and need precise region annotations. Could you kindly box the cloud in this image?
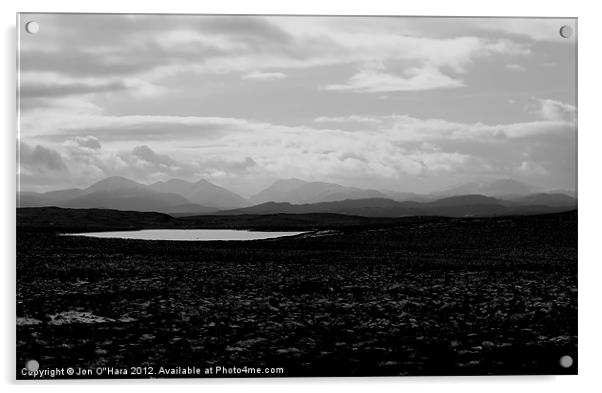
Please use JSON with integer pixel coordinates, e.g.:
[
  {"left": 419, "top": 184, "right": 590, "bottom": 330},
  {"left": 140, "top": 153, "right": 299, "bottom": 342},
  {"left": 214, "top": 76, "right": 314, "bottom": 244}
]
[
  {"left": 242, "top": 71, "right": 287, "bottom": 80},
  {"left": 17, "top": 15, "right": 575, "bottom": 194},
  {"left": 314, "top": 115, "right": 383, "bottom": 126},
  {"left": 18, "top": 142, "right": 72, "bottom": 191},
  {"left": 537, "top": 99, "right": 577, "bottom": 122},
  {"left": 325, "top": 64, "right": 464, "bottom": 93},
  {"left": 67, "top": 136, "right": 101, "bottom": 150},
  {"left": 19, "top": 15, "right": 531, "bottom": 103},
  {"left": 18, "top": 104, "right": 576, "bottom": 194},
  {"left": 21, "top": 95, "right": 576, "bottom": 183},
  {"left": 19, "top": 142, "right": 68, "bottom": 173},
  {"left": 21, "top": 79, "right": 128, "bottom": 99},
  {"left": 129, "top": 145, "right": 178, "bottom": 167},
  {"left": 19, "top": 137, "right": 263, "bottom": 192},
  {"left": 200, "top": 16, "right": 293, "bottom": 44},
  {"left": 18, "top": 72, "right": 165, "bottom": 109},
  {"left": 63, "top": 143, "right": 203, "bottom": 186},
  {"left": 25, "top": 114, "right": 260, "bottom": 143},
  {"left": 196, "top": 156, "right": 258, "bottom": 179},
  {"left": 517, "top": 160, "right": 548, "bottom": 175},
  {"left": 315, "top": 112, "right": 575, "bottom": 141}
]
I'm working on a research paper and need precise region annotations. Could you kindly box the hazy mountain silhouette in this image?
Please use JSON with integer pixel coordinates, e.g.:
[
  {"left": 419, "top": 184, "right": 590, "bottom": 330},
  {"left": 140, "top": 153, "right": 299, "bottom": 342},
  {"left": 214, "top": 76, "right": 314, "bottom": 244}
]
[
  {"left": 44, "top": 176, "right": 208, "bottom": 213},
  {"left": 546, "top": 189, "right": 577, "bottom": 198},
  {"left": 19, "top": 188, "right": 86, "bottom": 207},
  {"left": 84, "top": 176, "right": 144, "bottom": 193},
  {"left": 220, "top": 193, "right": 576, "bottom": 218},
  {"left": 148, "top": 178, "right": 246, "bottom": 209},
  {"left": 42, "top": 188, "right": 86, "bottom": 201},
  {"left": 509, "top": 193, "right": 578, "bottom": 208},
  {"left": 429, "top": 194, "right": 502, "bottom": 206},
  {"left": 17, "top": 176, "right": 576, "bottom": 217},
  {"left": 249, "top": 179, "right": 308, "bottom": 203},
  {"left": 221, "top": 198, "right": 420, "bottom": 217},
  {"left": 426, "top": 195, "right": 508, "bottom": 216},
  {"left": 64, "top": 189, "right": 194, "bottom": 212},
  {"left": 17, "top": 192, "right": 49, "bottom": 208},
  {"left": 381, "top": 190, "right": 433, "bottom": 202},
  {"left": 248, "top": 178, "right": 562, "bottom": 206},
  {"left": 439, "top": 178, "right": 534, "bottom": 197},
  {"left": 249, "top": 179, "right": 387, "bottom": 205},
  {"left": 17, "top": 176, "right": 230, "bottom": 213}
]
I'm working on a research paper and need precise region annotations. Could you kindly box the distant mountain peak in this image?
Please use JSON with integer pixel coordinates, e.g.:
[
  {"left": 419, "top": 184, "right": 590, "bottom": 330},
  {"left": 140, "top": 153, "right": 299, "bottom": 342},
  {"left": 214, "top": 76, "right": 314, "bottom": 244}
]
[
  {"left": 95, "top": 175, "right": 137, "bottom": 183},
  {"left": 269, "top": 178, "right": 309, "bottom": 188},
  {"left": 86, "top": 176, "right": 143, "bottom": 192},
  {"left": 250, "top": 178, "right": 386, "bottom": 205},
  {"left": 166, "top": 178, "right": 192, "bottom": 184},
  {"left": 148, "top": 177, "right": 246, "bottom": 209}
]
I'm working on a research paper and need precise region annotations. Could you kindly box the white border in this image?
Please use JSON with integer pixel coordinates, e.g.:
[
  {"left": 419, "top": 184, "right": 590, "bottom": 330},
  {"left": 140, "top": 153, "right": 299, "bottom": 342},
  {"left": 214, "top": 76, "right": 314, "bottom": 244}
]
[{"left": 3, "top": 1, "right": 600, "bottom": 392}]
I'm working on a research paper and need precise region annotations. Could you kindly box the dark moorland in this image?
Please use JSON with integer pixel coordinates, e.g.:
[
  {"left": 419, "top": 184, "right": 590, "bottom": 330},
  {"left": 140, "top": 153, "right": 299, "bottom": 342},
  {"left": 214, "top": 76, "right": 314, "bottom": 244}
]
[{"left": 17, "top": 207, "right": 577, "bottom": 377}]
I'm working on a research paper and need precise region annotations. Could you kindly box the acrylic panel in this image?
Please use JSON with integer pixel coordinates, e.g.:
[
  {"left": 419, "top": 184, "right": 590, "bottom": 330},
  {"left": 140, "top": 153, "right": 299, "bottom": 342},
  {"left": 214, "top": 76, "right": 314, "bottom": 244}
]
[{"left": 17, "top": 14, "right": 577, "bottom": 379}]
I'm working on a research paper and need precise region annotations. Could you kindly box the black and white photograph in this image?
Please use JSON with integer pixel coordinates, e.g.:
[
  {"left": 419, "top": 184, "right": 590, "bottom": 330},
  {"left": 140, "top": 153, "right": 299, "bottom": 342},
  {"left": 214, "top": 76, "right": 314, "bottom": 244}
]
[{"left": 16, "top": 13, "right": 577, "bottom": 379}]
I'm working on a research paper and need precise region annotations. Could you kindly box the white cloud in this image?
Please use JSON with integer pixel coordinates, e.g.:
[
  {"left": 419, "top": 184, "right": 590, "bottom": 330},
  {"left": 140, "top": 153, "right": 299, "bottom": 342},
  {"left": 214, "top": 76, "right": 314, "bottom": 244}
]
[
  {"left": 242, "top": 71, "right": 287, "bottom": 80},
  {"left": 154, "top": 29, "right": 247, "bottom": 52},
  {"left": 19, "top": 98, "right": 576, "bottom": 194},
  {"left": 20, "top": 15, "right": 532, "bottom": 102},
  {"left": 325, "top": 64, "right": 464, "bottom": 93},
  {"left": 19, "top": 71, "right": 163, "bottom": 102},
  {"left": 537, "top": 98, "right": 577, "bottom": 122},
  {"left": 66, "top": 136, "right": 101, "bottom": 150},
  {"left": 314, "top": 115, "right": 383, "bottom": 126},
  {"left": 517, "top": 161, "right": 548, "bottom": 175},
  {"left": 21, "top": 109, "right": 261, "bottom": 144}
]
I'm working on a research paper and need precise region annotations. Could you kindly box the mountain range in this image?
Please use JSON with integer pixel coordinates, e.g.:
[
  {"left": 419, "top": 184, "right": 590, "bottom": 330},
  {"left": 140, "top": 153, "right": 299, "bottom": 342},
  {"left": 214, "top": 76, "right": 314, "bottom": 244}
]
[
  {"left": 17, "top": 176, "right": 577, "bottom": 217},
  {"left": 435, "top": 178, "right": 534, "bottom": 198},
  {"left": 218, "top": 193, "right": 576, "bottom": 218},
  {"left": 18, "top": 176, "right": 238, "bottom": 213}
]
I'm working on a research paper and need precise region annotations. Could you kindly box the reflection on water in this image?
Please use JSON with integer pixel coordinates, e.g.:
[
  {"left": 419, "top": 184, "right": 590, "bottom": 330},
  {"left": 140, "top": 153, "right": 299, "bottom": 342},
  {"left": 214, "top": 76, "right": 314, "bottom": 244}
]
[{"left": 64, "top": 229, "right": 307, "bottom": 241}]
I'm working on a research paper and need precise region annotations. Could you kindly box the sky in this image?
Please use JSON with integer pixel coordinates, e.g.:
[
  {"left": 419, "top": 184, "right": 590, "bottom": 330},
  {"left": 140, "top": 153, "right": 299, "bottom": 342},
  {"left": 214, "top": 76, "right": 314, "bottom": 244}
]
[{"left": 18, "top": 14, "right": 577, "bottom": 196}]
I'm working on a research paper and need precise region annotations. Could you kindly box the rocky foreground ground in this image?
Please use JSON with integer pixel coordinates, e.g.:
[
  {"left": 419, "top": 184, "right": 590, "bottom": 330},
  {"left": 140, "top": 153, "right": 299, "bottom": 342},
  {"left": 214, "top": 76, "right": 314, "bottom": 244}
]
[{"left": 16, "top": 210, "right": 577, "bottom": 378}]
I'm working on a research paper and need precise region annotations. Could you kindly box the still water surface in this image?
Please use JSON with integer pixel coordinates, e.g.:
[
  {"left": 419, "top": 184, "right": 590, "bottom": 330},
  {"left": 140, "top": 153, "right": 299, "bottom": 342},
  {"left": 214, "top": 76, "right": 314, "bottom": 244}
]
[{"left": 66, "top": 229, "right": 307, "bottom": 241}]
